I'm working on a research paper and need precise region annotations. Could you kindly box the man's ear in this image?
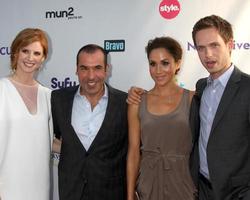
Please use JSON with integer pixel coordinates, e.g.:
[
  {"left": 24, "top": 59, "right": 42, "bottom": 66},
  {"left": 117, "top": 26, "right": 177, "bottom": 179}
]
[
  {"left": 227, "top": 38, "right": 234, "bottom": 55},
  {"left": 105, "top": 64, "right": 110, "bottom": 72},
  {"left": 75, "top": 66, "right": 78, "bottom": 75},
  {"left": 228, "top": 38, "right": 234, "bottom": 50}
]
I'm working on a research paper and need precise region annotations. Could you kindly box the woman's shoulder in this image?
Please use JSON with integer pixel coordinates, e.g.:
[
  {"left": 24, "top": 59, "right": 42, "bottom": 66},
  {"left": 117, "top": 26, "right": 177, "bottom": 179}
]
[
  {"left": 38, "top": 83, "right": 52, "bottom": 101},
  {"left": 0, "top": 77, "right": 8, "bottom": 82},
  {"left": 183, "top": 88, "right": 195, "bottom": 104},
  {"left": 184, "top": 88, "right": 195, "bottom": 97},
  {"left": 38, "top": 83, "right": 51, "bottom": 92},
  {"left": 0, "top": 77, "right": 10, "bottom": 88}
]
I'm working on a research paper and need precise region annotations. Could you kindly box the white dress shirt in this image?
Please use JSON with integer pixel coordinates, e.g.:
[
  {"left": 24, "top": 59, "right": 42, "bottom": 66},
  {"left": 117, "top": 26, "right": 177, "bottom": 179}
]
[
  {"left": 199, "top": 64, "right": 234, "bottom": 179},
  {"left": 71, "top": 85, "right": 108, "bottom": 151}
]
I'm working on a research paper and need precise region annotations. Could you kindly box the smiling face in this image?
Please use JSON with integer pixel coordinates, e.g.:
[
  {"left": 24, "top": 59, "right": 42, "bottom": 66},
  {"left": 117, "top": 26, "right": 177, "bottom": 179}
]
[
  {"left": 148, "top": 47, "right": 180, "bottom": 87},
  {"left": 76, "top": 49, "right": 108, "bottom": 98},
  {"left": 15, "top": 41, "right": 45, "bottom": 76},
  {"left": 195, "top": 27, "right": 232, "bottom": 79},
  {"left": 10, "top": 28, "right": 48, "bottom": 71}
]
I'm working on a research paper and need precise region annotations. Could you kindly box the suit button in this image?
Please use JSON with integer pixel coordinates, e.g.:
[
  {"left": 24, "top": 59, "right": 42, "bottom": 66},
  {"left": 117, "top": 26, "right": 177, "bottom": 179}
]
[
  {"left": 83, "top": 179, "right": 87, "bottom": 184},
  {"left": 81, "top": 176, "right": 88, "bottom": 184},
  {"left": 85, "top": 152, "right": 89, "bottom": 157}
]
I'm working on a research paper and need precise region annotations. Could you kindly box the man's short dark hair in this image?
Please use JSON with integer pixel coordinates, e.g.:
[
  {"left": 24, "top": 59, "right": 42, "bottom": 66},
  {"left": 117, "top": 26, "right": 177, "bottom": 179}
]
[{"left": 76, "top": 44, "right": 108, "bottom": 66}]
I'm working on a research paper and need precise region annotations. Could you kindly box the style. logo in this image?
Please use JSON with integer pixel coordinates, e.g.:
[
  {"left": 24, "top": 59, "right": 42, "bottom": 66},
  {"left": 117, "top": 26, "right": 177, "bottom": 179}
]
[
  {"left": 104, "top": 40, "right": 125, "bottom": 52},
  {"left": 45, "top": 7, "right": 82, "bottom": 20},
  {"left": 159, "top": 0, "right": 180, "bottom": 20}
]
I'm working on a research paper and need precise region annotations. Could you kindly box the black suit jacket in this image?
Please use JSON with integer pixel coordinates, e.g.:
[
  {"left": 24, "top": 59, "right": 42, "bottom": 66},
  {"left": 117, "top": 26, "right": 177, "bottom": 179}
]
[
  {"left": 51, "top": 84, "right": 128, "bottom": 200},
  {"left": 190, "top": 67, "right": 250, "bottom": 200}
]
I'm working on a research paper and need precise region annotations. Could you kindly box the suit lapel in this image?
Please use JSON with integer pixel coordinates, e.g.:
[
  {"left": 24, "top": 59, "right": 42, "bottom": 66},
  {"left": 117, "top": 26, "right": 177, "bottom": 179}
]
[
  {"left": 65, "top": 86, "right": 79, "bottom": 124},
  {"left": 63, "top": 85, "right": 88, "bottom": 153},
  {"left": 192, "top": 79, "right": 207, "bottom": 142},
  {"left": 210, "top": 67, "right": 241, "bottom": 134},
  {"left": 196, "top": 79, "right": 207, "bottom": 100},
  {"left": 88, "top": 85, "right": 118, "bottom": 153}
]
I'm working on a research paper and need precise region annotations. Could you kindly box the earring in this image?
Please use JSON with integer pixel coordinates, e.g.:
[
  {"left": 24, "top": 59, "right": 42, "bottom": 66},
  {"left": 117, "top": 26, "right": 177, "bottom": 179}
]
[
  {"left": 11, "top": 67, "right": 16, "bottom": 74},
  {"left": 38, "top": 64, "right": 43, "bottom": 71},
  {"left": 175, "top": 68, "right": 180, "bottom": 75}
]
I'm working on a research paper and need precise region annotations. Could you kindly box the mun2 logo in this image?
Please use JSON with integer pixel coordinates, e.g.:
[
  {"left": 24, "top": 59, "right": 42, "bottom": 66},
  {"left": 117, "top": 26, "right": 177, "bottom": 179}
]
[
  {"left": 45, "top": 7, "right": 82, "bottom": 20},
  {"left": 159, "top": 0, "right": 181, "bottom": 20}
]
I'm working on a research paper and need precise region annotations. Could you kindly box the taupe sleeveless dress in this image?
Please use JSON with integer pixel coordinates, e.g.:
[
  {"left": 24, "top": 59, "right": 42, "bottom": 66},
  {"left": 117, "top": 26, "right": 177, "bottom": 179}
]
[{"left": 136, "top": 89, "right": 195, "bottom": 200}]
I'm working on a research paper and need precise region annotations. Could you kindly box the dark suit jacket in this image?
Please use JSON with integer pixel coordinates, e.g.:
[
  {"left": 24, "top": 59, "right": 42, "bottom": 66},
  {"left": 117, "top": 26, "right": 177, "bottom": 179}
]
[
  {"left": 190, "top": 67, "right": 250, "bottom": 200},
  {"left": 51, "top": 84, "right": 128, "bottom": 200}
]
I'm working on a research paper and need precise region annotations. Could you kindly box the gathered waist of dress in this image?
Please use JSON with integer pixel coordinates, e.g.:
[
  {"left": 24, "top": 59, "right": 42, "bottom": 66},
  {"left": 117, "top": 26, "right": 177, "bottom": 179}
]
[
  {"left": 137, "top": 147, "right": 196, "bottom": 200},
  {"left": 141, "top": 147, "right": 188, "bottom": 158},
  {"left": 141, "top": 148, "right": 189, "bottom": 170}
]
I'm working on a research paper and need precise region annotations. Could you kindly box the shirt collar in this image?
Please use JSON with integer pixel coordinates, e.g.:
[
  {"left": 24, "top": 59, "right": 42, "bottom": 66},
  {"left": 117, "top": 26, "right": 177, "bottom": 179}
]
[{"left": 207, "top": 63, "right": 234, "bottom": 88}]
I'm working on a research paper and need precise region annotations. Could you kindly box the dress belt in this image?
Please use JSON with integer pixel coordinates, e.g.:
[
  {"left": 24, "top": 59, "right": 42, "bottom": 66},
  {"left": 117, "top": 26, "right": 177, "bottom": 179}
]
[{"left": 141, "top": 148, "right": 186, "bottom": 170}]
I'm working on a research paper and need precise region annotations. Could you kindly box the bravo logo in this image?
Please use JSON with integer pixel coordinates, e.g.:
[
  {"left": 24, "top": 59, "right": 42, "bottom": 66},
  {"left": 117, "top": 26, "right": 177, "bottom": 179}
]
[
  {"left": 104, "top": 40, "right": 125, "bottom": 52},
  {"left": 159, "top": 0, "right": 180, "bottom": 20}
]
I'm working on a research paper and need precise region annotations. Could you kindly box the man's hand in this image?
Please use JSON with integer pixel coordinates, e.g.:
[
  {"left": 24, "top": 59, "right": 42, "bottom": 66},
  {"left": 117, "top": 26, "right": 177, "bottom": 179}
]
[{"left": 126, "top": 86, "right": 145, "bottom": 105}]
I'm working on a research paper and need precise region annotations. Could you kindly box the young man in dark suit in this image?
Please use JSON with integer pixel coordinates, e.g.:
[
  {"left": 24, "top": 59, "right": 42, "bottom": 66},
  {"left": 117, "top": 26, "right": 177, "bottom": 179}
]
[
  {"left": 126, "top": 15, "right": 250, "bottom": 200},
  {"left": 51, "top": 44, "right": 128, "bottom": 200},
  {"left": 189, "top": 15, "right": 250, "bottom": 200}
]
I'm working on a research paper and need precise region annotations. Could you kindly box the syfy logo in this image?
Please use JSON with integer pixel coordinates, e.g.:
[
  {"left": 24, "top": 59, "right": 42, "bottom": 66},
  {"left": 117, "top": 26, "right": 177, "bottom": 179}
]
[
  {"left": 187, "top": 41, "right": 250, "bottom": 51},
  {"left": 51, "top": 77, "right": 77, "bottom": 89},
  {"left": 0, "top": 46, "right": 10, "bottom": 55},
  {"left": 104, "top": 40, "right": 125, "bottom": 52},
  {"left": 45, "top": 7, "right": 82, "bottom": 20}
]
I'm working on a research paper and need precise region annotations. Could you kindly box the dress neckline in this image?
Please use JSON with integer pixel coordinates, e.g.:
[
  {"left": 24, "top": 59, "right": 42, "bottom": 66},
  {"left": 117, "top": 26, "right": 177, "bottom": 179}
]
[
  {"left": 6, "top": 77, "right": 40, "bottom": 116},
  {"left": 143, "top": 89, "right": 188, "bottom": 118}
]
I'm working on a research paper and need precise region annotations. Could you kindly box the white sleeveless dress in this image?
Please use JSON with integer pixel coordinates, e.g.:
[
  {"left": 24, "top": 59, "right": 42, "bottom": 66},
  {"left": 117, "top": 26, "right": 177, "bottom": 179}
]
[{"left": 0, "top": 78, "right": 53, "bottom": 200}]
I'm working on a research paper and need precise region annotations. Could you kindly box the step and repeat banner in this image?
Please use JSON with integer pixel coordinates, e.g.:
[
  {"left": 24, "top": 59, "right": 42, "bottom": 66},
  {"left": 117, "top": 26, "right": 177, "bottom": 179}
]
[{"left": 1, "top": 0, "right": 250, "bottom": 199}]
